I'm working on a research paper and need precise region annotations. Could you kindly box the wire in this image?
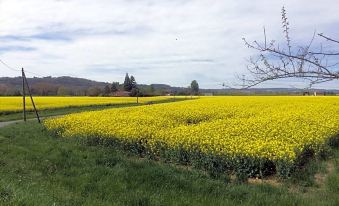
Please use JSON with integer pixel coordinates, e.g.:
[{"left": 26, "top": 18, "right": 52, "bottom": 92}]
[
  {"left": 0, "top": 58, "right": 20, "bottom": 72},
  {"left": 0, "top": 58, "right": 44, "bottom": 77}
]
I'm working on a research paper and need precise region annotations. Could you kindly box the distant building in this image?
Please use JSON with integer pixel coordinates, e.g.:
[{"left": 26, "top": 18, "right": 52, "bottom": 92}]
[
  {"left": 203, "top": 93, "right": 213, "bottom": 96},
  {"left": 303, "top": 91, "right": 325, "bottom": 96}
]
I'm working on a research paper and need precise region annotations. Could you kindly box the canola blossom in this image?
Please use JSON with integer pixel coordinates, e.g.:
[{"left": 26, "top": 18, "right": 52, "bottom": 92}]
[
  {"left": 0, "top": 96, "right": 181, "bottom": 113},
  {"left": 44, "top": 96, "right": 339, "bottom": 175}
]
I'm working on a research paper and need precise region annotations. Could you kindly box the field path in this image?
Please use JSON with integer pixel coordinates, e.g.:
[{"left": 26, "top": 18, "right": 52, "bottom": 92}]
[
  {"left": 0, "top": 119, "right": 24, "bottom": 128},
  {"left": 0, "top": 117, "right": 53, "bottom": 128}
]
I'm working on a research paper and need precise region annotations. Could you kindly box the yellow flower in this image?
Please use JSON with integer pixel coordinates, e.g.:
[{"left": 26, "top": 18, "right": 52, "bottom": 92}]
[{"left": 44, "top": 96, "right": 339, "bottom": 163}]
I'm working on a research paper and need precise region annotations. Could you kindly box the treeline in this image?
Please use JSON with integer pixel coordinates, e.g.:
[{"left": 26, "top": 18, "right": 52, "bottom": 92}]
[
  {"left": 101, "top": 74, "right": 199, "bottom": 97},
  {"left": 0, "top": 76, "right": 106, "bottom": 96},
  {"left": 0, "top": 83, "right": 99, "bottom": 96},
  {"left": 0, "top": 74, "right": 200, "bottom": 97}
]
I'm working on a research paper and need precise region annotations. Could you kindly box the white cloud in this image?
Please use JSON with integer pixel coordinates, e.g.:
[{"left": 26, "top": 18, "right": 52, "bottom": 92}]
[{"left": 0, "top": 0, "right": 338, "bottom": 89}]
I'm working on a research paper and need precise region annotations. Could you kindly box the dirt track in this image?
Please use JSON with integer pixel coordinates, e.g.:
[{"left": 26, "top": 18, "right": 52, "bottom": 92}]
[
  {"left": 0, "top": 118, "right": 43, "bottom": 128},
  {"left": 0, "top": 120, "right": 23, "bottom": 128}
]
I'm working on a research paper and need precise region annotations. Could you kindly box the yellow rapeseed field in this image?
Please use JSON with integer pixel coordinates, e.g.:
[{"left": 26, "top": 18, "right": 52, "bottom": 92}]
[
  {"left": 0, "top": 96, "right": 180, "bottom": 113},
  {"left": 44, "top": 96, "right": 339, "bottom": 176}
]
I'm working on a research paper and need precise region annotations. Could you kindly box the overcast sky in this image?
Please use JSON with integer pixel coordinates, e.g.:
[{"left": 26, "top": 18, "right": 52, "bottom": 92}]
[{"left": 0, "top": 0, "right": 338, "bottom": 89}]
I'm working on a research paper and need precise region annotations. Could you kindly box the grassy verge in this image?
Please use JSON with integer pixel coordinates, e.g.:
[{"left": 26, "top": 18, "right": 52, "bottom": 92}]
[
  {"left": 0, "top": 122, "right": 338, "bottom": 205},
  {"left": 0, "top": 98, "right": 184, "bottom": 122}
]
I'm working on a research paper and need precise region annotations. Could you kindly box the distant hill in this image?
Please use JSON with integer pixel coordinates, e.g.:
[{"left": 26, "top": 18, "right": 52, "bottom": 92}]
[
  {"left": 0, "top": 76, "right": 338, "bottom": 96},
  {"left": 0, "top": 76, "right": 107, "bottom": 88},
  {"left": 0, "top": 76, "right": 109, "bottom": 96}
]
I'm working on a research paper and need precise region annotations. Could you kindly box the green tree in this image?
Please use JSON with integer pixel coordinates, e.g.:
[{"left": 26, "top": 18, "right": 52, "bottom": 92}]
[
  {"left": 129, "top": 76, "right": 140, "bottom": 97},
  {"left": 130, "top": 75, "right": 137, "bottom": 89},
  {"left": 123, "top": 73, "right": 131, "bottom": 91},
  {"left": 111, "top": 82, "right": 119, "bottom": 93},
  {"left": 103, "top": 85, "right": 111, "bottom": 96},
  {"left": 130, "top": 87, "right": 140, "bottom": 97},
  {"left": 190, "top": 80, "right": 199, "bottom": 95}
]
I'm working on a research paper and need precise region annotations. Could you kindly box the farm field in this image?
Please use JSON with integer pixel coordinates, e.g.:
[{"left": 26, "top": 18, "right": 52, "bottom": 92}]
[
  {"left": 0, "top": 96, "right": 187, "bottom": 121},
  {"left": 1, "top": 0, "right": 338, "bottom": 205},
  {"left": 45, "top": 96, "right": 339, "bottom": 179},
  {"left": 0, "top": 96, "right": 184, "bottom": 114}
]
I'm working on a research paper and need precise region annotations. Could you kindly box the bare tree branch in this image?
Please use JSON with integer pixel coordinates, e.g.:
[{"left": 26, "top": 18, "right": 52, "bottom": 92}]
[
  {"left": 318, "top": 33, "right": 339, "bottom": 44},
  {"left": 241, "top": 7, "right": 339, "bottom": 88}
]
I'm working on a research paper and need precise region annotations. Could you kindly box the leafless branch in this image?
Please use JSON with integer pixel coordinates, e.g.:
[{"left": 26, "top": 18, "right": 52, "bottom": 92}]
[
  {"left": 318, "top": 33, "right": 339, "bottom": 44},
  {"left": 241, "top": 7, "right": 339, "bottom": 88}
]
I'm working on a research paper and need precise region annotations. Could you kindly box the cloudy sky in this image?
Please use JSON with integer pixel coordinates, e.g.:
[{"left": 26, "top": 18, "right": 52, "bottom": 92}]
[{"left": 0, "top": 0, "right": 338, "bottom": 89}]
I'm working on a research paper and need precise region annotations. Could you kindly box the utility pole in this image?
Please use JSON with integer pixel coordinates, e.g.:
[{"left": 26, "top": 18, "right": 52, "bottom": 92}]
[
  {"left": 22, "top": 68, "right": 26, "bottom": 122},
  {"left": 22, "top": 68, "right": 40, "bottom": 123}
]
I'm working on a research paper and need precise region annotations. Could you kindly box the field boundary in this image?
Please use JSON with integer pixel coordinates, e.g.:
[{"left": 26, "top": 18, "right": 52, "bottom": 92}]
[{"left": 0, "top": 97, "right": 190, "bottom": 122}]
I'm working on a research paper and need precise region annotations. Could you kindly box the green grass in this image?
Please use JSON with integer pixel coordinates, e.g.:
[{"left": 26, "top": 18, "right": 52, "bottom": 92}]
[
  {"left": 0, "top": 98, "right": 185, "bottom": 122},
  {"left": 0, "top": 122, "right": 338, "bottom": 206}
]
